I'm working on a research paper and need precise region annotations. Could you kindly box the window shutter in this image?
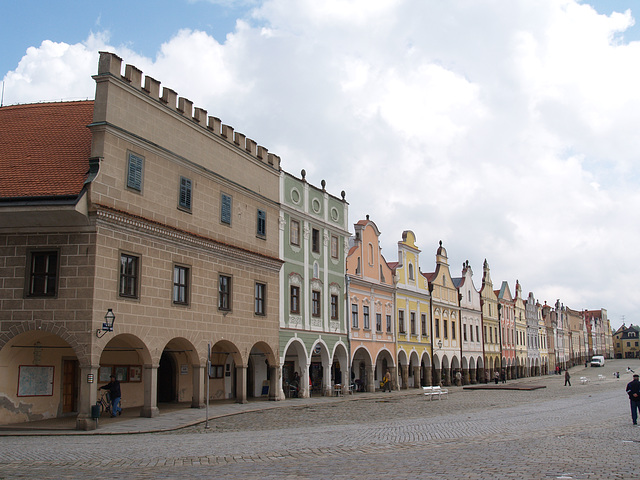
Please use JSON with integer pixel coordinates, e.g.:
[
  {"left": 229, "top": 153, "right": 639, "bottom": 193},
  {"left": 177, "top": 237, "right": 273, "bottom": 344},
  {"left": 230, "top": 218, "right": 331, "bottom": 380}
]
[
  {"left": 179, "top": 177, "right": 192, "bottom": 209},
  {"left": 127, "top": 153, "right": 143, "bottom": 191},
  {"left": 221, "top": 194, "right": 232, "bottom": 224}
]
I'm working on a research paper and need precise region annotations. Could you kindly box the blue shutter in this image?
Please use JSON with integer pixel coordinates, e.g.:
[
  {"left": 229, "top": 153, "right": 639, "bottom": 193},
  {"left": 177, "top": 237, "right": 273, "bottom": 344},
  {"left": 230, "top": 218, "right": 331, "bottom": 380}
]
[
  {"left": 127, "top": 153, "right": 143, "bottom": 191},
  {"left": 221, "top": 194, "right": 232, "bottom": 225},
  {"left": 179, "top": 177, "right": 192, "bottom": 209},
  {"left": 257, "top": 209, "right": 266, "bottom": 236}
]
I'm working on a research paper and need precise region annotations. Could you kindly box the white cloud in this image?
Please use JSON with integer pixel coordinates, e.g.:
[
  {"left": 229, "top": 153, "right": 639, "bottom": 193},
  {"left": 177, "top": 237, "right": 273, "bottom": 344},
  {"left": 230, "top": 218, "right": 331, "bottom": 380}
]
[{"left": 3, "top": 0, "right": 640, "bottom": 328}]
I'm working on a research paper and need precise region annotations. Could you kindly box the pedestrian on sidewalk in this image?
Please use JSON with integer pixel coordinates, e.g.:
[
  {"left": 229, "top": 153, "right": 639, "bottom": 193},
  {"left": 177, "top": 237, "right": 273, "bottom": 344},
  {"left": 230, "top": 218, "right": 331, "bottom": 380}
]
[
  {"left": 626, "top": 373, "right": 640, "bottom": 425},
  {"left": 564, "top": 369, "right": 571, "bottom": 386},
  {"left": 455, "top": 370, "right": 462, "bottom": 386},
  {"left": 99, "top": 374, "right": 122, "bottom": 417},
  {"left": 494, "top": 371, "right": 499, "bottom": 385}
]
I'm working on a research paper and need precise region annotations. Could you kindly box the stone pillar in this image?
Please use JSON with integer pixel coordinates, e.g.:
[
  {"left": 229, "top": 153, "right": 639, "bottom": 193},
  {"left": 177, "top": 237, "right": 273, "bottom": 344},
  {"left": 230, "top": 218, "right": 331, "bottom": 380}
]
[
  {"left": 400, "top": 364, "right": 409, "bottom": 390},
  {"left": 462, "top": 368, "right": 470, "bottom": 385},
  {"left": 235, "top": 365, "right": 247, "bottom": 404},
  {"left": 301, "top": 364, "right": 310, "bottom": 398},
  {"left": 76, "top": 364, "right": 99, "bottom": 431},
  {"left": 412, "top": 365, "right": 421, "bottom": 388},
  {"left": 141, "top": 364, "right": 160, "bottom": 418},
  {"left": 269, "top": 365, "right": 281, "bottom": 401},
  {"left": 443, "top": 367, "right": 451, "bottom": 386},
  {"left": 388, "top": 366, "right": 398, "bottom": 390},
  {"left": 191, "top": 364, "right": 205, "bottom": 408},
  {"left": 433, "top": 367, "right": 441, "bottom": 386},
  {"left": 365, "top": 365, "right": 375, "bottom": 393}
]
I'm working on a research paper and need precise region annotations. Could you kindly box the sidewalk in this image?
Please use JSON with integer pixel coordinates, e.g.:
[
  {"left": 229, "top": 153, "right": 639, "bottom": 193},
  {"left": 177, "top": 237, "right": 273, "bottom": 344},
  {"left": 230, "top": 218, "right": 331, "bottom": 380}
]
[
  {"left": 0, "top": 389, "right": 417, "bottom": 436},
  {"left": 0, "top": 363, "right": 623, "bottom": 436}
]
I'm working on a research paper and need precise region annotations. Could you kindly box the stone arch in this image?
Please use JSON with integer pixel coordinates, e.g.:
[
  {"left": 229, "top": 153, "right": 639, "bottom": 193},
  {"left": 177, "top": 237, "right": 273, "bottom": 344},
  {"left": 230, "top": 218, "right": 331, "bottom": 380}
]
[
  {"left": 282, "top": 337, "right": 308, "bottom": 399},
  {"left": 209, "top": 339, "right": 242, "bottom": 402},
  {"left": 0, "top": 320, "right": 90, "bottom": 365},
  {"left": 0, "top": 328, "right": 87, "bottom": 425},
  {"left": 420, "top": 351, "right": 432, "bottom": 387},
  {"left": 331, "top": 341, "right": 350, "bottom": 389},
  {"left": 375, "top": 347, "right": 396, "bottom": 391},
  {"left": 247, "top": 340, "right": 278, "bottom": 401},
  {"left": 397, "top": 349, "right": 409, "bottom": 389}
]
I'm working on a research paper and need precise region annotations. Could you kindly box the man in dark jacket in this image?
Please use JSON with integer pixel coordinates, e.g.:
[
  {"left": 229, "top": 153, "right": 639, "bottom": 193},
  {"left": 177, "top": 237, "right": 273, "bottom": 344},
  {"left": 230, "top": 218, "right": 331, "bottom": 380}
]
[
  {"left": 625, "top": 373, "right": 640, "bottom": 425},
  {"left": 99, "top": 374, "right": 122, "bottom": 417}
]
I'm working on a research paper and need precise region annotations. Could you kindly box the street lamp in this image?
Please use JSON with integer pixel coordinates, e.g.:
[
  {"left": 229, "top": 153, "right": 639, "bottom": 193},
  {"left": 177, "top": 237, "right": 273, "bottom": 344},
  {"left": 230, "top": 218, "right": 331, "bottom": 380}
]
[{"left": 96, "top": 309, "right": 116, "bottom": 338}]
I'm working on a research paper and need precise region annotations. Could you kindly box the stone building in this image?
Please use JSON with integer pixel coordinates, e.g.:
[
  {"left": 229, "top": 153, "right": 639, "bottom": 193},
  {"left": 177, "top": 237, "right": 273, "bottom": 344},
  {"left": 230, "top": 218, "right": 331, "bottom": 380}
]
[
  {"left": 424, "top": 242, "right": 461, "bottom": 387},
  {"left": 0, "top": 52, "right": 283, "bottom": 429},
  {"left": 453, "top": 261, "right": 484, "bottom": 384},
  {"left": 525, "top": 291, "right": 541, "bottom": 376},
  {"left": 514, "top": 280, "right": 527, "bottom": 377},
  {"left": 388, "top": 231, "right": 432, "bottom": 389},
  {"left": 613, "top": 324, "right": 640, "bottom": 359},
  {"left": 346, "top": 216, "right": 396, "bottom": 392},
  {"left": 480, "top": 260, "right": 500, "bottom": 381},
  {"left": 278, "top": 170, "right": 349, "bottom": 398},
  {"left": 496, "top": 281, "right": 516, "bottom": 379}
]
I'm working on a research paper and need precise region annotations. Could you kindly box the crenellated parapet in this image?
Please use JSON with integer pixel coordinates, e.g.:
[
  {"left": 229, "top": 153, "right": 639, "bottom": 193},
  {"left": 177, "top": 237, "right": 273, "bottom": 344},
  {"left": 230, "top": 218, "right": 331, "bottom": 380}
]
[{"left": 96, "top": 51, "right": 280, "bottom": 169}]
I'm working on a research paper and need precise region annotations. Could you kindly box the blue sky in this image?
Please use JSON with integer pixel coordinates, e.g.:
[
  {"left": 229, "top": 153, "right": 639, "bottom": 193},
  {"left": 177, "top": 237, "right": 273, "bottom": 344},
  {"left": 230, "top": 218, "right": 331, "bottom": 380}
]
[{"left": 2, "top": 0, "right": 640, "bottom": 330}]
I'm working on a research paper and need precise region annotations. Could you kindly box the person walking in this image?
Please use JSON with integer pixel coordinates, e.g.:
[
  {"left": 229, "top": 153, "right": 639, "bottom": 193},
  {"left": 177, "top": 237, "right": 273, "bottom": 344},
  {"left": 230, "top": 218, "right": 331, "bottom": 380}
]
[
  {"left": 564, "top": 369, "right": 571, "bottom": 386},
  {"left": 99, "top": 374, "right": 122, "bottom": 417},
  {"left": 494, "top": 370, "right": 499, "bottom": 385},
  {"left": 382, "top": 370, "right": 391, "bottom": 392},
  {"left": 626, "top": 373, "right": 640, "bottom": 425}
]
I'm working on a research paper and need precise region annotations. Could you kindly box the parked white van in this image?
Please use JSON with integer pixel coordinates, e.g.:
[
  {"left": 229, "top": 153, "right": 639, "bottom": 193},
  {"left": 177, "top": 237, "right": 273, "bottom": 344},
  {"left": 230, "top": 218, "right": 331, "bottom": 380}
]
[{"left": 591, "top": 355, "right": 605, "bottom": 367}]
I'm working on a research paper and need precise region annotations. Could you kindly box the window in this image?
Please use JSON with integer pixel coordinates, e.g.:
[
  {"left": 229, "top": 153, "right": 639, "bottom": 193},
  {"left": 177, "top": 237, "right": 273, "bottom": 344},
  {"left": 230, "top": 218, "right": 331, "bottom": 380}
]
[
  {"left": 408, "top": 263, "right": 414, "bottom": 280},
  {"left": 352, "top": 304, "right": 359, "bottom": 328},
  {"left": 398, "top": 310, "right": 405, "bottom": 333},
  {"left": 421, "top": 314, "right": 427, "bottom": 336},
  {"left": 484, "top": 325, "right": 487, "bottom": 342},
  {"left": 476, "top": 326, "right": 480, "bottom": 342},
  {"left": 119, "top": 253, "right": 139, "bottom": 298},
  {"left": 470, "top": 325, "right": 474, "bottom": 342},
  {"left": 178, "top": 176, "right": 192, "bottom": 211},
  {"left": 312, "top": 290, "right": 321, "bottom": 317},
  {"left": 331, "top": 294, "right": 338, "bottom": 319},
  {"left": 444, "top": 320, "right": 448, "bottom": 339},
  {"left": 27, "top": 251, "right": 58, "bottom": 296},
  {"left": 376, "top": 313, "right": 382, "bottom": 332},
  {"left": 363, "top": 306, "right": 370, "bottom": 329},
  {"left": 290, "top": 286, "right": 300, "bottom": 314},
  {"left": 218, "top": 275, "right": 231, "bottom": 310},
  {"left": 489, "top": 327, "right": 493, "bottom": 343},
  {"left": 435, "top": 319, "right": 440, "bottom": 338},
  {"left": 463, "top": 324, "right": 468, "bottom": 342},
  {"left": 331, "top": 235, "right": 339, "bottom": 259},
  {"left": 410, "top": 312, "right": 416, "bottom": 335},
  {"left": 368, "top": 243, "right": 374, "bottom": 265},
  {"left": 255, "top": 283, "right": 266, "bottom": 315},
  {"left": 312, "top": 228, "right": 320, "bottom": 253},
  {"left": 386, "top": 315, "right": 392, "bottom": 333},
  {"left": 290, "top": 219, "right": 300, "bottom": 246},
  {"left": 127, "top": 152, "right": 144, "bottom": 191},
  {"left": 172, "top": 265, "right": 189, "bottom": 305},
  {"left": 221, "top": 193, "right": 232, "bottom": 225},
  {"left": 257, "top": 209, "right": 266, "bottom": 237}
]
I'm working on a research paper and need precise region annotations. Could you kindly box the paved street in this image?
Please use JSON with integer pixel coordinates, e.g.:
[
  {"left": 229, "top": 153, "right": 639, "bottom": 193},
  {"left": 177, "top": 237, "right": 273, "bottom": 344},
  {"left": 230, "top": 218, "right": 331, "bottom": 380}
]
[{"left": 1, "top": 360, "right": 639, "bottom": 479}]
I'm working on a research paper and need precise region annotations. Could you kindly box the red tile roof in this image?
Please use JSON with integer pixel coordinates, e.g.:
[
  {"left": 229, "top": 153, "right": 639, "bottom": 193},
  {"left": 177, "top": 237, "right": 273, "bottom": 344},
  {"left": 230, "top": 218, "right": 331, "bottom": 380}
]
[{"left": 0, "top": 101, "right": 93, "bottom": 199}]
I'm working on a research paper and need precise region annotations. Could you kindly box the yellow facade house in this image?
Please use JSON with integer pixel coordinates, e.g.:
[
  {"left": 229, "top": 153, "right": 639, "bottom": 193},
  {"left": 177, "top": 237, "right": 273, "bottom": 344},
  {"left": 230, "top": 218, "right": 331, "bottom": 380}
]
[{"left": 388, "top": 231, "right": 432, "bottom": 389}]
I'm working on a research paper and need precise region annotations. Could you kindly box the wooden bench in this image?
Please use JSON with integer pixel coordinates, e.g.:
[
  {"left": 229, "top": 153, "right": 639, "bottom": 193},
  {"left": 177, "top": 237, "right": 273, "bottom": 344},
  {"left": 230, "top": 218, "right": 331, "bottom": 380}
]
[
  {"left": 580, "top": 376, "right": 590, "bottom": 385},
  {"left": 422, "top": 385, "right": 448, "bottom": 400}
]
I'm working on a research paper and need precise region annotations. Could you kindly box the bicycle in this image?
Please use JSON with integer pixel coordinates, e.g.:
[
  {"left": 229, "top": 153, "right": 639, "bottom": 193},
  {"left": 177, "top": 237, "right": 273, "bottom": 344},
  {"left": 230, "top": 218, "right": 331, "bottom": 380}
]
[{"left": 97, "top": 390, "right": 112, "bottom": 416}]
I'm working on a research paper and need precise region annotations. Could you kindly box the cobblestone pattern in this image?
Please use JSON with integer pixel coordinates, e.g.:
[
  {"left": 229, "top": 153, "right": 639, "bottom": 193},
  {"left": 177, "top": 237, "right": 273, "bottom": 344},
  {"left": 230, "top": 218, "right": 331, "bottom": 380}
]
[{"left": 1, "top": 363, "right": 639, "bottom": 479}]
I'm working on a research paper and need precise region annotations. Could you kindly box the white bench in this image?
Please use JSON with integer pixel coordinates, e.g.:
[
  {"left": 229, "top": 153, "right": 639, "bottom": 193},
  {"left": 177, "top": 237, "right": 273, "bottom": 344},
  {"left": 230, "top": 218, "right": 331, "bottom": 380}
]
[
  {"left": 580, "top": 376, "right": 590, "bottom": 385},
  {"left": 422, "top": 385, "right": 448, "bottom": 400},
  {"left": 597, "top": 374, "right": 606, "bottom": 382}
]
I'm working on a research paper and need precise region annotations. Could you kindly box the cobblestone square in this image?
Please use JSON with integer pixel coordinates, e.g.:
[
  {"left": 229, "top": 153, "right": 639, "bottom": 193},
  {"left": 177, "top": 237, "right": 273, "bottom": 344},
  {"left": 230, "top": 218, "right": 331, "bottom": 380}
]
[{"left": 1, "top": 361, "right": 638, "bottom": 479}]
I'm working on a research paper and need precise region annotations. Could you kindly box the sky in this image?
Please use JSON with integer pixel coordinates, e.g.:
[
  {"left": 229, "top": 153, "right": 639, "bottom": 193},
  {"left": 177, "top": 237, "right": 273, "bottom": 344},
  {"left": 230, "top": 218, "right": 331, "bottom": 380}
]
[{"left": 2, "top": 0, "right": 640, "bottom": 330}]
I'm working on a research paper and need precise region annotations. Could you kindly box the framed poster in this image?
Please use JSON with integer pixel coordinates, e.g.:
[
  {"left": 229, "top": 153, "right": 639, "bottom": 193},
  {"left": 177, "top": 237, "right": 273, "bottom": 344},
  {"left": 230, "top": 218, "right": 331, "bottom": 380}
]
[
  {"left": 129, "top": 365, "right": 142, "bottom": 382},
  {"left": 17, "top": 365, "right": 54, "bottom": 397},
  {"left": 114, "top": 366, "right": 128, "bottom": 382},
  {"left": 99, "top": 366, "right": 113, "bottom": 382}
]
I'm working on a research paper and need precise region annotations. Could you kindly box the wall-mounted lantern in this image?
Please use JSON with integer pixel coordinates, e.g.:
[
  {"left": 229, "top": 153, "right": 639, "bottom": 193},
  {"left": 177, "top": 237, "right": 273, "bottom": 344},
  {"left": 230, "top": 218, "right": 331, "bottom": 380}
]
[{"left": 96, "top": 309, "right": 116, "bottom": 338}]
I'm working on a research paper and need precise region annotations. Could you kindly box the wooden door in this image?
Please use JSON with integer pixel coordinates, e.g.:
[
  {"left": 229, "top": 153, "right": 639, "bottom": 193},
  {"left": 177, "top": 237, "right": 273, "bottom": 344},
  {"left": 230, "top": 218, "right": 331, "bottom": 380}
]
[{"left": 62, "top": 359, "right": 78, "bottom": 413}]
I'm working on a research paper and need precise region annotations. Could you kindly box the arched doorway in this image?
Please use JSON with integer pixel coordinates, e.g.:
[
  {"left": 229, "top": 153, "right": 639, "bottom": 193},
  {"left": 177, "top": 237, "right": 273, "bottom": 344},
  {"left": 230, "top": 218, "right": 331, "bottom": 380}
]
[{"left": 157, "top": 350, "right": 176, "bottom": 403}]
